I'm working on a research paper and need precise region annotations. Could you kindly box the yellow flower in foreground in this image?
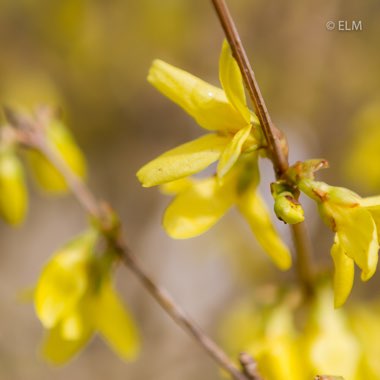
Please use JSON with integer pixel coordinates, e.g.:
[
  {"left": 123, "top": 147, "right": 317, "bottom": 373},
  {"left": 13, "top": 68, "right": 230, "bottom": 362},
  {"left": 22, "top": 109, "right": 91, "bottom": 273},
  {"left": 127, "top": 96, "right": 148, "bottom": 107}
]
[
  {"left": 298, "top": 179, "right": 380, "bottom": 307},
  {"left": 161, "top": 156, "right": 291, "bottom": 270},
  {"left": 137, "top": 40, "right": 262, "bottom": 187},
  {"left": 34, "top": 230, "right": 139, "bottom": 364}
]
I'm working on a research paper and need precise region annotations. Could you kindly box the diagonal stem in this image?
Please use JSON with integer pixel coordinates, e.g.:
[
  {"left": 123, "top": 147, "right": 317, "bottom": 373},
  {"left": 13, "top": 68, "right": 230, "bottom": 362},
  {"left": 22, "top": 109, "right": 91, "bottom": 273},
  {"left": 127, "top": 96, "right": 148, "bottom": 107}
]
[
  {"left": 5, "top": 106, "right": 254, "bottom": 380},
  {"left": 211, "top": 0, "right": 314, "bottom": 295}
]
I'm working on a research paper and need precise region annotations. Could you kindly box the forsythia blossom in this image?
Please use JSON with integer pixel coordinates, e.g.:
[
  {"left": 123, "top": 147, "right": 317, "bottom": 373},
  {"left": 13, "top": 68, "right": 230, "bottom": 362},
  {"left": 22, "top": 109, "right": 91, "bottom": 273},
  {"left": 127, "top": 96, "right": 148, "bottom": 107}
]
[
  {"left": 137, "top": 40, "right": 262, "bottom": 186},
  {"left": 137, "top": 41, "right": 291, "bottom": 270},
  {"left": 161, "top": 155, "right": 291, "bottom": 269},
  {"left": 220, "top": 286, "right": 368, "bottom": 380},
  {"left": 298, "top": 178, "right": 380, "bottom": 307},
  {"left": 34, "top": 230, "right": 140, "bottom": 364}
]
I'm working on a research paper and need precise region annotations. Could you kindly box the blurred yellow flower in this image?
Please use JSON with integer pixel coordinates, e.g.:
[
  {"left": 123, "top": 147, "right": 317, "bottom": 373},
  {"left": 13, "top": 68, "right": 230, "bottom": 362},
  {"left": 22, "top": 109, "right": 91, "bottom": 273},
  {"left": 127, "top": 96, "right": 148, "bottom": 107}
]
[
  {"left": 27, "top": 119, "right": 87, "bottom": 193},
  {"left": 298, "top": 179, "right": 380, "bottom": 306},
  {"left": 161, "top": 156, "right": 291, "bottom": 270},
  {"left": 34, "top": 230, "right": 140, "bottom": 365},
  {"left": 137, "top": 40, "right": 262, "bottom": 187},
  {"left": 0, "top": 146, "right": 27, "bottom": 225},
  {"left": 220, "top": 286, "right": 372, "bottom": 380}
]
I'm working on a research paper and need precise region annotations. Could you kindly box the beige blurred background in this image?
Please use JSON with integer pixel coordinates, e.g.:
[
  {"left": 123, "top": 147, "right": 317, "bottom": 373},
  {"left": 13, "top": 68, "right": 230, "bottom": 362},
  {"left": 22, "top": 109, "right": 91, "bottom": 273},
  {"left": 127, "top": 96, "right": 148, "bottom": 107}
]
[{"left": 0, "top": 0, "right": 380, "bottom": 379}]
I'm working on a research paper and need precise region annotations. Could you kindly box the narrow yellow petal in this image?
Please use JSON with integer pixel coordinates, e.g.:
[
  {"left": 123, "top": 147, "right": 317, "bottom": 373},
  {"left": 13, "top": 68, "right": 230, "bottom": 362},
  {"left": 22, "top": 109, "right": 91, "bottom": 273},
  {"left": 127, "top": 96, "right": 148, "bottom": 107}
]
[
  {"left": 0, "top": 150, "right": 28, "bottom": 225},
  {"left": 217, "top": 124, "right": 252, "bottom": 178},
  {"left": 360, "top": 195, "right": 380, "bottom": 208},
  {"left": 331, "top": 235, "right": 355, "bottom": 308},
  {"left": 148, "top": 59, "right": 245, "bottom": 132},
  {"left": 163, "top": 176, "right": 235, "bottom": 239},
  {"left": 93, "top": 281, "right": 140, "bottom": 360},
  {"left": 137, "top": 134, "right": 228, "bottom": 187},
  {"left": 238, "top": 189, "right": 292, "bottom": 270},
  {"left": 160, "top": 177, "right": 193, "bottom": 195},
  {"left": 219, "top": 40, "right": 250, "bottom": 124},
  {"left": 41, "top": 320, "right": 93, "bottom": 365},
  {"left": 34, "top": 231, "right": 96, "bottom": 328},
  {"left": 334, "top": 207, "right": 379, "bottom": 281}
]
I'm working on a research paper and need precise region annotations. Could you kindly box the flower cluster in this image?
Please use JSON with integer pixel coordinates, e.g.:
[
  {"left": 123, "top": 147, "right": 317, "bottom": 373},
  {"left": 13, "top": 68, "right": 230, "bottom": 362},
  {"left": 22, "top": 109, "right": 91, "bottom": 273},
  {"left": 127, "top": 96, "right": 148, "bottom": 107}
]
[
  {"left": 0, "top": 110, "right": 86, "bottom": 225},
  {"left": 137, "top": 40, "right": 291, "bottom": 270},
  {"left": 286, "top": 159, "right": 380, "bottom": 306},
  {"left": 220, "top": 285, "right": 380, "bottom": 380},
  {"left": 34, "top": 229, "right": 140, "bottom": 364}
]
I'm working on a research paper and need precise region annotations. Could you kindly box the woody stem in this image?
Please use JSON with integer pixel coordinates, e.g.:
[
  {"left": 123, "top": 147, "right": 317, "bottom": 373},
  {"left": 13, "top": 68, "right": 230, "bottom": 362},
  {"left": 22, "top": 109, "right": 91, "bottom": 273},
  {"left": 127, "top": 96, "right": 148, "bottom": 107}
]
[
  {"left": 4, "top": 106, "right": 257, "bottom": 380},
  {"left": 211, "top": 0, "right": 314, "bottom": 295}
]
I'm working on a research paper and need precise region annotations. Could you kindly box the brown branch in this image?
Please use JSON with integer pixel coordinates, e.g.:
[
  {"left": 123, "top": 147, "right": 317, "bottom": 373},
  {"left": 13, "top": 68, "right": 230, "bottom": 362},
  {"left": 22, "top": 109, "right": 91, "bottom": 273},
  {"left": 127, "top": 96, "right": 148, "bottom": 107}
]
[
  {"left": 211, "top": 0, "right": 314, "bottom": 295},
  {"left": 4, "top": 106, "right": 253, "bottom": 380},
  {"left": 239, "top": 352, "right": 263, "bottom": 380}
]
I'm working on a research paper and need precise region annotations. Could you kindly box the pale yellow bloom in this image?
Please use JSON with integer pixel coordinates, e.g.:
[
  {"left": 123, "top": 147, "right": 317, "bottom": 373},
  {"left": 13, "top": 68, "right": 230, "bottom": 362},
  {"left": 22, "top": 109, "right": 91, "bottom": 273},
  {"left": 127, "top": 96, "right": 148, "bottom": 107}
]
[
  {"left": 298, "top": 179, "right": 380, "bottom": 306},
  {"left": 34, "top": 230, "right": 139, "bottom": 364},
  {"left": 137, "top": 40, "right": 262, "bottom": 187},
  {"left": 162, "top": 156, "right": 291, "bottom": 270},
  {"left": 220, "top": 286, "right": 369, "bottom": 380}
]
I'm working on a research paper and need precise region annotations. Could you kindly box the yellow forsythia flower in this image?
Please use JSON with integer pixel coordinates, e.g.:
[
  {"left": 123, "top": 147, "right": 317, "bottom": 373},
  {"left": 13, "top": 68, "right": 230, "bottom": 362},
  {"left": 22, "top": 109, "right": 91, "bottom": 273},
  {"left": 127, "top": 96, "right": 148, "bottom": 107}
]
[
  {"left": 137, "top": 40, "right": 262, "bottom": 187},
  {"left": 302, "top": 287, "right": 360, "bottom": 378},
  {"left": 219, "top": 295, "right": 304, "bottom": 380},
  {"left": 34, "top": 230, "right": 140, "bottom": 364},
  {"left": 28, "top": 119, "right": 86, "bottom": 193},
  {"left": 298, "top": 179, "right": 380, "bottom": 306},
  {"left": 0, "top": 147, "right": 27, "bottom": 225},
  {"left": 162, "top": 156, "right": 291, "bottom": 270},
  {"left": 220, "top": 286, "right": 367, "bottom": 380}
]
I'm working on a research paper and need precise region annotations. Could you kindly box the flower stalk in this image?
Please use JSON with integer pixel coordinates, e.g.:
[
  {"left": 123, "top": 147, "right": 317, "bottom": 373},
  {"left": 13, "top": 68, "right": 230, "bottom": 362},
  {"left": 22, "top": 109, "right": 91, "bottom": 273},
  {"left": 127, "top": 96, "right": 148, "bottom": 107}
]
[
  {"left": 4, "top": 106, "right": 258, "bottom": 380},
  {"left": 211, "top": 0, "right": 314, "bottom": 295}
]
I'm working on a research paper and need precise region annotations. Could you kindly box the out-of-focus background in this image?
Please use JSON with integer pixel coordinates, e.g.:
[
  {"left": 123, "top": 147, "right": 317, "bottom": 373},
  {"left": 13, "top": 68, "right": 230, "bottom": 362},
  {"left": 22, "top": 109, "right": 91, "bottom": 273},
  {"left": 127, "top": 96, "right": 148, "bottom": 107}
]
[{"left": 0, "top": 0, "right": 379, "bottom": 379}]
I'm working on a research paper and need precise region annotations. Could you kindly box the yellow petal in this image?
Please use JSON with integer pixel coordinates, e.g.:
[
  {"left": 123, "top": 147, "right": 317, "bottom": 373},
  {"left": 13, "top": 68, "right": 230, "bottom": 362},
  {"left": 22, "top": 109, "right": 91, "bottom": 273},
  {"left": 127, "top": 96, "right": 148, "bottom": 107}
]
[
  {"left": 160, "top": 177, "right": 193, "bottom": 195},
  {"left": 34, "top": 231, "right": 96, "bottom": 328},
  {"left": 360, "top": 195, "right": 380, "bottom": 208},
  {"left": 305, "top": 287, "right": 360, "bottom": 378},
  {"left": 217, "top": 124, "right": 252, "bottom": 178},
  {"left": 331, "top": 235, "right": 355, "bottom": 308},
  {"left": 333, "top": 207, "right": 379, "bottom": 281},
  {"left": 0, "top": 150, "right": 28, "bottom": 225},
  {"left": 360, "top": 196, "right": 380, "bottom": 240},
  {"left": 61, "top": 310, "right": 85, "bottom": 341},
  {"left": 93, "top": 281, "right": 140, "bottom": 360},
  {"left": 238, "top": 189, "right": 292, "bottom": 270},
  {"left": 27, "top": 120, "right": 86, "bottom": 193},
  {"left": 137, "top": 134, "right": 228, "bottom": 187},
  {"left": 163, "top": 176, "right": 236, "bottom": 239},
  {"left": 219, "top": 40, "right": 250, "bottom": 124},
  {"left": 41, "top": 319, "right": 93, "bottom": 365},
  {"left": 148, "top": 59, "right": 246, "bottom": 132}
]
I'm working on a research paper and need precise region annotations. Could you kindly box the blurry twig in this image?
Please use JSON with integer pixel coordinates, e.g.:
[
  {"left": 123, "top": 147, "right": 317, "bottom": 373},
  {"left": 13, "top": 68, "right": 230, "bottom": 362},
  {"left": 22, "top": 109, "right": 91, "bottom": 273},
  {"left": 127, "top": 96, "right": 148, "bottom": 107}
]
[
  {"left": 4, "top": 105, "right": 257, "bottom": 380},
  {"left": 211, "top": 0, "right": 314, "bottom": 296},
  {"left": 239, "top": 352, "right": 263, "bottom": 380}
]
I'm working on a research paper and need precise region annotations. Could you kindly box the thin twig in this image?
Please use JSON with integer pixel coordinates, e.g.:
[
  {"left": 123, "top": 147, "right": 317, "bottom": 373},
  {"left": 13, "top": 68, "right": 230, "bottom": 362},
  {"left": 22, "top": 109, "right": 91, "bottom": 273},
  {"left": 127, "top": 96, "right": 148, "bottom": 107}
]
[
  {"left": 239, "top": 352, "right": 263, "bottom": 380},
  {"left": 211, "top": 0, "right": 314, "bottom": 295},
  {"left": 4, "top": 107, "right": 252, "bottom": 380}
]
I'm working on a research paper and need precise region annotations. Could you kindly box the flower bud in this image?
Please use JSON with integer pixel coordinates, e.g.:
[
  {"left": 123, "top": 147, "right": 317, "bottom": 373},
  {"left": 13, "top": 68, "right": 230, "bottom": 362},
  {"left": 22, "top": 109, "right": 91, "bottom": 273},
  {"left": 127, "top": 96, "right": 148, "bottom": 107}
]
[
  {"left": 271, "top": 182, "right": 304, "bottom": 224},
  {"left": 28, "top": 120, "right": 86, "bottom": 193},
  {"left": 0, "top": 148, "right": 27, "bottom": 225}
]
